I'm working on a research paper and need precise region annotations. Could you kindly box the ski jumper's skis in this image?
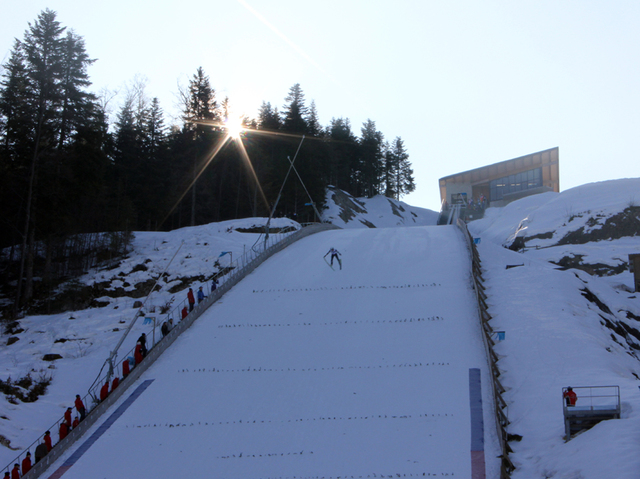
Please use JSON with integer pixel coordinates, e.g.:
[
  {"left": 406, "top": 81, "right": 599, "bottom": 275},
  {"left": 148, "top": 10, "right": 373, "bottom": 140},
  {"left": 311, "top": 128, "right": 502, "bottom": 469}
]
[{"left": 323, "top": 256, "right": 334, "bottom": 270}]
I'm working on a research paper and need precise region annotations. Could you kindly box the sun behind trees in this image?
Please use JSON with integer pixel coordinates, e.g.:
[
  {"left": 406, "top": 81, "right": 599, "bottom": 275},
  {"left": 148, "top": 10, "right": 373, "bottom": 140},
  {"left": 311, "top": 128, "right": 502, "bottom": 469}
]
[{"left": 0, "top": 9, "right": 416, "bottom": 316}]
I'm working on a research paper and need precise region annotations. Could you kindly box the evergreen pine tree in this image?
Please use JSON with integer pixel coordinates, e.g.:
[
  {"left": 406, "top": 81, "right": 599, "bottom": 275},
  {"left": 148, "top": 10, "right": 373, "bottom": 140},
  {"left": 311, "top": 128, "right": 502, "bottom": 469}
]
[
  {"left": 327, "top": 117, "right": 359, "bottom": 191},
  {"left": 57, "top": 30, "right": 96, "bottom": 149},
  {"left": 359, "top": 119, "right": 385, "bottom": 197},
  {"left": 183, "top": 66, "right": 218, "bottom": 126},
  {"left": 221, "top": 96, "right": 231, "bottom": 121},
  {"left": 258, "top": 101, "right": 281, "bottom": 130},
  {"left": 306, "top": 100, "right": 321, "bottom": 136},
  {"left": 146, "top": 97, "right": 166, "bottom": 158},
  {"left": 392, "top": 137, "right": 415, "bottom": 199},
  {"left": 14, "top": 9, "right": 66, "bottom": 307},
  {"left": 22, "top": 8, "right": 66, "bottom": 148},
  {"left": 0, "top": 40, "right": 32, "bottom": 160},
  {"left": 0, "top": 40, "right": 32, "bottom": 269},
  {"left": 383, "top": 141, "right": 396, "bottom": 199},
  {"left": 178, "top": 67, "right": 221, "bottom": 225},
  {"left": 382, "top": 137, "right": 415, "bottom": 199},
  {"left": 282, "top": 83, "right": 308, "bottom": 133}
]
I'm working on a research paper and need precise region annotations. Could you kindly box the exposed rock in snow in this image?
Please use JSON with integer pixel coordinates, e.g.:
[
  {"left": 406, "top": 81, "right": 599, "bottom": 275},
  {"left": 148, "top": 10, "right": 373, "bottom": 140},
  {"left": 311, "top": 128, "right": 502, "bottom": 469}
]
[{"left": 321, "top": 186, "right": 438, "bottom": 228}]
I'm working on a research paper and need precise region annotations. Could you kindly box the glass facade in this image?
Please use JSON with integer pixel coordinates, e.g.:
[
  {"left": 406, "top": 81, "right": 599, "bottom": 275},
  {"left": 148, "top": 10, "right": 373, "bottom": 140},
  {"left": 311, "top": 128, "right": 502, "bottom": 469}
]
[{"left": 489, "top": 167, "right": 542, "bottom": 201}]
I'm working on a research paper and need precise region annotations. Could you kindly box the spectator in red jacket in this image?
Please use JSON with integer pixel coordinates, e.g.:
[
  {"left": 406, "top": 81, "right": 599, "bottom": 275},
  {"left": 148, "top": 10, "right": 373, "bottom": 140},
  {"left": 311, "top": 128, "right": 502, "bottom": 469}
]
[
  {"left": 123, "top": 358, "right": 130, "bottom": 378},
  {"left": 59, "top": 421, "right": 68, "bottom": 441},
  {"left": 134, "top": 342, "right": 143, "bottom": 365},
  {"left": 64, "top": 407, "right": 72, "bottom": 427},
  {"left": 21, "top": 452, "right": 31, "bottom": 475},
  {"left": 100, "top": 381, "right": 109, "bottom": 402},
  {"left": 112, "top": 376, "right": 119, "bottom": 391},
  {"left": 72, "top": 416, "right": 79, "bottom": 429},
  {"left": 181, "top": 306, "right": 188, "bottom": 319},
  {"left": 563, "top": 387, "right": 577, "bottom": 406},
  {"left": 11, "top": 463, "right": 19, "bottom": 479},
  {"left": 75, "top": 394, "right": 86, "bottom": 421},
  {"left": 187, "top": 288, "right": 195, "bottom": 311},
  {"left": 44, "top": 431, "right": 52, "bottom": 451}
]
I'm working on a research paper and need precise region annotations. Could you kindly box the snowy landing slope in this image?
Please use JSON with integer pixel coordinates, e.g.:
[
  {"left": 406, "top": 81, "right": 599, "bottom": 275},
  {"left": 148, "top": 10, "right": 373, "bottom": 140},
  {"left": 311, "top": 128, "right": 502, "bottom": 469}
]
[{"left": 49, "top": 226, "right": 498, "bottom": 478}]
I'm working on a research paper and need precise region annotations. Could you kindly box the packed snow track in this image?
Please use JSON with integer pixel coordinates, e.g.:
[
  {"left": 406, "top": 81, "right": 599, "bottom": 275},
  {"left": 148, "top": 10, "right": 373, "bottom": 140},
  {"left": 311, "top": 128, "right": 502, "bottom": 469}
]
[{"left": 47, "top": 226, "right": 498, "bottom": 478}]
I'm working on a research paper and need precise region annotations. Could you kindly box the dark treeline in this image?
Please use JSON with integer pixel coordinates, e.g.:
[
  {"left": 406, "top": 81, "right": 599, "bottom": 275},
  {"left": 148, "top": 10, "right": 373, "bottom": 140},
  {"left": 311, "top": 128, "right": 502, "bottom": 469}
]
[{"left": 0, "top": 10, "right": 415, "bottom": 314}]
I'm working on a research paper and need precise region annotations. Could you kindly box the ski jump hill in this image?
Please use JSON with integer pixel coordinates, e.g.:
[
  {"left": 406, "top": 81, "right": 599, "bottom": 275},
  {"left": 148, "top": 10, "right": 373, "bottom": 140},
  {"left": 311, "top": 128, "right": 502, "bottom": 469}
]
[{"left": 39, "top": 225, "right": 498, "bottom": 478}]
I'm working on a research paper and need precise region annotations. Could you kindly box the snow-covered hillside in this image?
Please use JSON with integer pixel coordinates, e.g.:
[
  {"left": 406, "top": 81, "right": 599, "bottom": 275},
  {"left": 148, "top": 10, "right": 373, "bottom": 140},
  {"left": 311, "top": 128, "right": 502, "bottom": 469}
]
[
  {"left": 472, "top": 178, "right": 640, "bottom": 279},
  {"left": 469, "top": 178, "right": 640, "bottom": 478},
  {"left": 2, "top": 178, "right": 640, "bottom": 478},
  {"left": 0, "top": 218, "right": 301, "bottom": 465},
  {"left": 321, "top": 186, "right": 438, "bottom": 228},
  {"left": 0, "top": 190, "right": 436, "bottom": 469}
]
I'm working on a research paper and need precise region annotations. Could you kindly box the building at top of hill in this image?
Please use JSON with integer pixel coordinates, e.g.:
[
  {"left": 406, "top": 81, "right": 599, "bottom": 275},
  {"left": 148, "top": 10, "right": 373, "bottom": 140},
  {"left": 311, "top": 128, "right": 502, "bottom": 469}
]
[{"left": 439, "top": 147, "right": 559, "bottom": 208}]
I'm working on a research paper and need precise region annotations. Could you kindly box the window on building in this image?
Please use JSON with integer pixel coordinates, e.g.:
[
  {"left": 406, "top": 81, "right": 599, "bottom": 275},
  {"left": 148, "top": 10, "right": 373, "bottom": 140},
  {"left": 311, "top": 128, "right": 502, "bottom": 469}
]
[{"left": 489, "top": 167, "right": 542, "bottom": 201}]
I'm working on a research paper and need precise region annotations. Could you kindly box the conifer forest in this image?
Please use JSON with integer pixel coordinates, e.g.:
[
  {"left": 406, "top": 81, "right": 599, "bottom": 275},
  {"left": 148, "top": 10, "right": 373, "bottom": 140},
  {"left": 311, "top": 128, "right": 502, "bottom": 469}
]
[{"left": 0, "top": 10, "right": 416, "bottom": 314}]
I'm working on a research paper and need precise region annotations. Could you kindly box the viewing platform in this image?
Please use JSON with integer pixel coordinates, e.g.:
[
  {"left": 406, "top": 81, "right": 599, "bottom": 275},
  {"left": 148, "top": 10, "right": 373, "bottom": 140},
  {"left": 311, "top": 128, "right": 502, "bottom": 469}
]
[{"left": 563, "top": 386, "right": 620, "bottom": 441}]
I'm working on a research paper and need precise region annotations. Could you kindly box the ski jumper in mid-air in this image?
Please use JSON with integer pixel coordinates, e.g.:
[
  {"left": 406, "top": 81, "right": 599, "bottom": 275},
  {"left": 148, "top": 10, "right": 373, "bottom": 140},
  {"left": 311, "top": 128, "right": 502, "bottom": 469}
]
[{"left": 324, "top": 247, "right": 342, "bottom": 270}]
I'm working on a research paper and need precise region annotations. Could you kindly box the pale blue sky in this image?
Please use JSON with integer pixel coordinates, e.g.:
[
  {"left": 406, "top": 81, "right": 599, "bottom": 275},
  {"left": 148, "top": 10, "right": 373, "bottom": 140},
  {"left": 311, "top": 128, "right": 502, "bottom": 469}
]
[{"left": 2, "top": 0, "right": 639, "bottom": 211}]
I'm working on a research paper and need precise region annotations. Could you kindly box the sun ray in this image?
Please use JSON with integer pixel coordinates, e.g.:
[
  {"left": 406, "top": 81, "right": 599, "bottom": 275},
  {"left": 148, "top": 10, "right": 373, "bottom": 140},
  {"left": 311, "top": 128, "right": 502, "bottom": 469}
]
[
  {"left": 161, "top": 133, "right": 233, "bottom": 226},
  {"left": 236, "top": 0, "right": 338, "bottom": 84},
  {"left": 160, "top": 116, "right": 343, "bottom": 229},
  {"left": 232, "top": 134, "right": 270, "bottom": 211}
]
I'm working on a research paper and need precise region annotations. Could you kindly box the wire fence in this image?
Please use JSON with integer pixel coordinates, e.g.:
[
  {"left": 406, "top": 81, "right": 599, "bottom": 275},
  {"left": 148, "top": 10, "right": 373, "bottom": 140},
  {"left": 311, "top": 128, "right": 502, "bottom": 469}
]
[
  {"left": 456, "top": 218, "right": 515, "bottom": 479},
  {"left": 4, "top": 222, "right": 338, "bottom": 478}
]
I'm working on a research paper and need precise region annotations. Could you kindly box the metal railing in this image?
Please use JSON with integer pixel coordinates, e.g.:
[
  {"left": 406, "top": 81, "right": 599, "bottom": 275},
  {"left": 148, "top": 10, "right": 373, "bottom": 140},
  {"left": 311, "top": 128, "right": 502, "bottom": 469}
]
[
  {"left": 562, "top": 385, "right": 620, "bottom": 412},
  {"left": 8, "top": 222, "right": 339, "bottom": 479},
  {"left": 457, "top": 218, "right": 515, "bottom": 478},
  {"left": 562, "top": 385, "right": 620, "bottom": 441}
]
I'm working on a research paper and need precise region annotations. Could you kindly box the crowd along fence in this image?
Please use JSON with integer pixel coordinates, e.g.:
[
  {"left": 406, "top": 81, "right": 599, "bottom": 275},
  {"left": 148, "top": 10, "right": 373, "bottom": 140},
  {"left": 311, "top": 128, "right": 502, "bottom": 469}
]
[{"left": 9, "top": 222, "right": 339, "bottom": 479}]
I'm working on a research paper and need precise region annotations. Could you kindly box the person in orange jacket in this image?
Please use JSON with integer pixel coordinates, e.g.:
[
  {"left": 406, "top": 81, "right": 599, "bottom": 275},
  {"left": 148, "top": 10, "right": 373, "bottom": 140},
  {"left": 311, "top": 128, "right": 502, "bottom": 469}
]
[
  {"left": 21, "top": 452, "right": 31, "bottom": 475},
  {"left": 100, "top": 381, "right": 109, "bottom": 402},
  {"left": 44, "top": 431, "right": 52, "bottom": 451},
  {"left": 64, "top": 407, "right": 72, "bottom": 427},
  {"left": 59, "top": 421, "right": 68, "bottom": 441},
  {"left": 75, "top": 394, "right": 86, "bottom": 421},
  {"left": 563, "top": 386, "right": 577, "bottom": 406}
]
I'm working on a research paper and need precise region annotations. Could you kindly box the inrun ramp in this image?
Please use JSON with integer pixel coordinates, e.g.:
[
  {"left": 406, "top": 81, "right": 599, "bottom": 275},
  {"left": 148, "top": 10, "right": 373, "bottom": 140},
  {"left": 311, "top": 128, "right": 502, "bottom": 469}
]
[{"left": 48, "top": 226, "right": 498, "bottom": 478}]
